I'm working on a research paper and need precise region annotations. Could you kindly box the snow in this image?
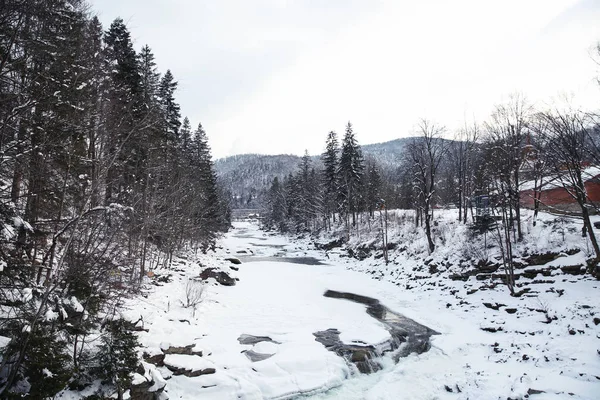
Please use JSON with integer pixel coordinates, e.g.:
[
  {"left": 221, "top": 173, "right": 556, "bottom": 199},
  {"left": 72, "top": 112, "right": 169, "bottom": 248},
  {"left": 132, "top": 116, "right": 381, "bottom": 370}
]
[
  {"left": 45, "top": 309, "right": 59, "bottom": 321},
  {"left": 0, "top": 336, "right": 11, "bottom": 349},
  {"left": 131, "top": 373, "right": 146, "bottom": 386},
  {"left": 70, "top": 296, "right": 84, "bottom": 312},
  {"left": 119, "top": 211, "right": 599, "bottom": 399},
  {"left": 163, "top": 354, "right": 215, "bottom": 371}
]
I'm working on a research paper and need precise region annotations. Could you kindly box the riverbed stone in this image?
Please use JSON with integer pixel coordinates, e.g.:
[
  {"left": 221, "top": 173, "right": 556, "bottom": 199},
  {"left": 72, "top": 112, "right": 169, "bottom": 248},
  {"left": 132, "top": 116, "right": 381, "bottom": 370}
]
[
  {"left": 200, "top": 268, "right": 236, "bottom": 286},
  {"left": 237, "top": 334, "right": 279, "bottom": 345},
  {"left": 243, "top": 349, "right": 274, "bottom": 362}
]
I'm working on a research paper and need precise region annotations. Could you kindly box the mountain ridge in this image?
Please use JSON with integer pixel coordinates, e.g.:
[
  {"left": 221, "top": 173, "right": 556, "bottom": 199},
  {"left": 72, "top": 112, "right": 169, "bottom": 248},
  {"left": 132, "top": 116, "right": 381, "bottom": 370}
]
[{"left": 215, "top": 137, "right": 419, "bottom": 208}]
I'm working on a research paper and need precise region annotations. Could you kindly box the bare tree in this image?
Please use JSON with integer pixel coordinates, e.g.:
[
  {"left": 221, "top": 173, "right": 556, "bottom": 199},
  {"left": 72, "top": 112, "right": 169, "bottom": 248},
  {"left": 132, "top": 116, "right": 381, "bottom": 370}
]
[
  {"left": 535, "top": 108, "right": 600, "bottom": 273},
  {"left": 451, "top": 120, "right": 481, "bottom": 223},
  {"left": 408, "top": 120, "right": 449, "bottom": 253},
  {"left": 485, "top": 94, "right": 533, "bottom": 242}
]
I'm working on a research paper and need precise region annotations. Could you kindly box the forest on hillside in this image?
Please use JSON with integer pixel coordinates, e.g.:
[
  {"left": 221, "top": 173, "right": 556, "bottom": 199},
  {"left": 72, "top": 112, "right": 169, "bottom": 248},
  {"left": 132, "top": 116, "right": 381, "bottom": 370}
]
[{"left": 0, "top": 0, "right": 229, "bottom": 397}]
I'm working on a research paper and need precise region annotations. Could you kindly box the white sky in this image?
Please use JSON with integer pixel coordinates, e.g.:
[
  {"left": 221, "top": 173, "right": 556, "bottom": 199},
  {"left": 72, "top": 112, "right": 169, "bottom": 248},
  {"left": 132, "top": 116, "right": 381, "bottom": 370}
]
[{"left": 93, "top": 0, "right": 600, "bottom": 158}]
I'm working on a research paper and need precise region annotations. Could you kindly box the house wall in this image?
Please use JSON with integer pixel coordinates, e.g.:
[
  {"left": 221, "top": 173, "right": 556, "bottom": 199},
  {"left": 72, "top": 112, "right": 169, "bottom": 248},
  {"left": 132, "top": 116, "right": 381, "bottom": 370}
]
[{"left": 520, "top": 180, "right": 600, "bottom": 213}]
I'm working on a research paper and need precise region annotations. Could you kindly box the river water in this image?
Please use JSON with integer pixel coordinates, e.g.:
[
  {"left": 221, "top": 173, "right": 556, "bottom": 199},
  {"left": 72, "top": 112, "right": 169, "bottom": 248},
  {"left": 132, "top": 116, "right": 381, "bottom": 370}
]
[{"left": 223, "top": 222, "right": 438, "bottom": 399}]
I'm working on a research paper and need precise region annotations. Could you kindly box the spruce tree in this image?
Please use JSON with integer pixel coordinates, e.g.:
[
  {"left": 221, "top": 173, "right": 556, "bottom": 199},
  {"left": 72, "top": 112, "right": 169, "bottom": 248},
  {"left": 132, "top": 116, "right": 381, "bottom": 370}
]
[
  {"left": 180, "top": 117, "right": 192, "bottom": 152},
  {"left": 104, "top": 18, "right": 144, "bottom": 205},
  {"left": 322, "top": 131, "right": 339, "bottom": 228},
  {"left": 159, "top": 70, "right": 182, "bottom": 145},
  {"left": 138, "top": 45, "right": 160, "bottom": 107},
  {"left": 190, "top": 123, "right": 222, "bottom": 250},
  {"left": 265, "top": 177, "right": 285, "bottom": 230},
  {"left": 338, "top": 122, "right": 364, "bottom": 229}
]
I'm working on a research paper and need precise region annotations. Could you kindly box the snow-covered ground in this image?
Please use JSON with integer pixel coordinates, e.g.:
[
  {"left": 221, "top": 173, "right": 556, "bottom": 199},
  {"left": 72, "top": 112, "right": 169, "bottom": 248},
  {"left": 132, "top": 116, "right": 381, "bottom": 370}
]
[{"left": 118, "top": 211, "right": 598, "bottom": 399}]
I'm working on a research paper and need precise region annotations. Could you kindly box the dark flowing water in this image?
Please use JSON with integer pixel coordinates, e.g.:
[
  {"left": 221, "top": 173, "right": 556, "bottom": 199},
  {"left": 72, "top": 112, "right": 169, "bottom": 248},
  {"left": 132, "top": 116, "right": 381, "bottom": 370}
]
[{"left": 238, "top": 256, "right": 326, "bottom": 265}]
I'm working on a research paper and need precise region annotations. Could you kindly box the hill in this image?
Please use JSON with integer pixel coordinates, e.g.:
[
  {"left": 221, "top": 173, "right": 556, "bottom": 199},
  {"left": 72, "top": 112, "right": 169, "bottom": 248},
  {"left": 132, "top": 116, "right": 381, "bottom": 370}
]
[{"left": 215, "top": 138, "right": 417, "bottom": 208}]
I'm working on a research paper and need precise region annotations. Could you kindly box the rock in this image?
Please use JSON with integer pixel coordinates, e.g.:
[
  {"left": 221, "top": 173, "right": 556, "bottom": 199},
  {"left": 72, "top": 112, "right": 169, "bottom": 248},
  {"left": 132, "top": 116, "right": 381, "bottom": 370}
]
[
  {"left": 186, "top": 368, "right": 216, "bottom": 377},
  {"left": 143, "top": 352, "right": 165, "bottom": 367},
  {"left": 243, "top": 350, "right": 274, "bottom": 362},
  {"left": 561, "top": 265, "right": 585, "bottom": 275},
  {"left": 130, "top": 363, "right": 167, "bottom": 400},
  {"left": 165, "top": 364, "right": 215, "bottom": 377},
  {"left": 527, "top": 388, "right": 545, "bottom": 395},
  {"left": 525, "top": 252, "right": 561, "bottom": 266},
  {"left": 476, "top": 261, "right": 500, "bottom": 273},
  {"left": 522, "top": 268, "right": 554, "bottom": 279},
  {"left": 237, "top": 334, "right": 279, "bottom": 345},
  {"left": 449, "top": 274, "right": 469, "bottom": 281},
  {"left": 315, "top": 238, "right": 345, "bottom": 251},
  {"left": 491, "top": 272, "right": 521, "bottom": 282},
  {"left": 481, "top": 326, "right": 503, "bottom": 333},
  {"left": 483, "top": 302, "right": 505, "bottom": 311},
  {"left": 162, "top": 344, "right": 202, "bottom": 356},
  {"left": 200, "top": 268, "right": 236, "bottom": 286},
  {"left": 428, "top": 264, "right": 439, "bottom": 274},
  {"left": 163, "top": 355, "right": 216, "bottom": 377},
  {"left": 230, "top": 266, "right": 239, "bottom": 271},
  {"left": 355, "top": 359, "right": 380, "bottom": 374},
  {"left": 225, "top": 257, "right": 241, "bottom": 265},
  {"left": 593, "top": 317, "right": 600, "bottom": 326},
  {"left": 312, "top": 329, "right": 341, "bottom": 349},
  {"left": 130, "top": 378, "right": 155, "bottom": 400},
  {"left": 351, "top": 349, "right": 370, "bottom": 362},
  {"left": 156, "top": 274, "right": 172, "bottom": 283},
  {"left": 505, "top": 308, "right": 517, "bottom": 314}
]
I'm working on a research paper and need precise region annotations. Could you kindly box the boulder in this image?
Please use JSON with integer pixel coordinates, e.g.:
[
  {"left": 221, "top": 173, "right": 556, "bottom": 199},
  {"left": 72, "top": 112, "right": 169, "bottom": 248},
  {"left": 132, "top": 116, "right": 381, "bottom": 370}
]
[
  {"left": 130, "top": 363, "right": 167, "bottom": 400},
  {"left": 243, "top": 350, "right": 274, "bottom": 362},
  {"left": 225, "top": 257, "right": 241, "bottom": 265},
  {"left": 524, "top": 252, "right": 561, "bottom": 266},
  {"left": 237, "top": 334, "right": 279, "bottom": 345},
  {"left": 200, "top": 268, "right": 236, "bottom": 286},
  {"left": 162, "top": 344, "right": 202, "bottom": 356},
  {"left": 561, "top": 265, "right": 585, "bottom": 275},
  {"left": 142, "top": 352, "right": 165, "bottom": 367},
  {"left": 163, "top": 354, "right": 216, "bottom": 377}
]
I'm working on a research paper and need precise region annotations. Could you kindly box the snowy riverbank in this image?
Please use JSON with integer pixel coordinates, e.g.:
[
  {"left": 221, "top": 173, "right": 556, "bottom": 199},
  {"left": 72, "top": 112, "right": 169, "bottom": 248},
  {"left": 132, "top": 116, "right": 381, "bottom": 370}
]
[{"left": 75, "top": 212, "right": 599, "bottom": 399}]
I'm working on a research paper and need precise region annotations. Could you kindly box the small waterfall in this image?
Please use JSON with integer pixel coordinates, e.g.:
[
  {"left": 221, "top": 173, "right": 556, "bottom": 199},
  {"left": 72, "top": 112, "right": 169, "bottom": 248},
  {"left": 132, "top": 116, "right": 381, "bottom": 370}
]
[{"left": 314, "top": 290, "right": 439, "bottom": 374}]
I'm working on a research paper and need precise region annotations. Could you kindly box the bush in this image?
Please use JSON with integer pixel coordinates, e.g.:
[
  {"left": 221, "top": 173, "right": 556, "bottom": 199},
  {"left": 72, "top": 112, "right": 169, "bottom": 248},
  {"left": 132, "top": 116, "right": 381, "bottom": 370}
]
[
  {"left": 95, "top": 319, "right": 140, "bottom": 399},
  {"left": 183, "top": 278, "right": 205, "bottom": 309},
  {"left": 2, "top": 325, "right": 73, "bottom": 398}
]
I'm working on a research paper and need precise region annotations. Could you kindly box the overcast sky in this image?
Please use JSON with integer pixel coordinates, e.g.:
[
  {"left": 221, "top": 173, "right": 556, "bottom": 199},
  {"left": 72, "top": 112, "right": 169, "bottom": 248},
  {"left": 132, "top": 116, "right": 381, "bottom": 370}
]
[{"left": 93, "top": 0, "right": 600, "bottom": 159}]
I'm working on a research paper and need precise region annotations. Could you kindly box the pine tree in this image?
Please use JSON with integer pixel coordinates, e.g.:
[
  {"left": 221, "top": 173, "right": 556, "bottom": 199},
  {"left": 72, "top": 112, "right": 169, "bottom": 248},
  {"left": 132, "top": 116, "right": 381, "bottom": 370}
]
[
  {"left": 179, "top": 117, "right": 192, "bottom": 152},
  {"left": 104, "top": 18, "right": 144, "bottom": 205},
  {"left": 96, "top": 319, "right": 140, "bottom": 400},
  {"left": 265, "top": 177, "right": 285, "bottom": 230},
  {"left": 296, "top": 151, "right": 312, "bottom": 231},
  {"left": 189, "top": 123, "right": 223, "bottom": 250},
  {"left": 138, "top": 45, "right": 160, "bottom": 107},
  {"left": 322, "top": 131, "right": 339, "bottom": 228},
  {"left": 365, "top": 161, "right": 382, "bottom": 218},
  {"left": 338, "top": 122, "right": 364, "bottom": 229},
  {"left": 159, "top": 70, "right": 182, "bottom": 145}
]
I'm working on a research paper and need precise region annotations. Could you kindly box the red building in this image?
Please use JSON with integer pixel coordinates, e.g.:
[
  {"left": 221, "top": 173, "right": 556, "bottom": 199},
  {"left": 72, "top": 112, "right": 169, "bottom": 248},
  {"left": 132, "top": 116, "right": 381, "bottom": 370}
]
[{"left": 520, "top": 167, "right": 600, "bottom": 213}]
